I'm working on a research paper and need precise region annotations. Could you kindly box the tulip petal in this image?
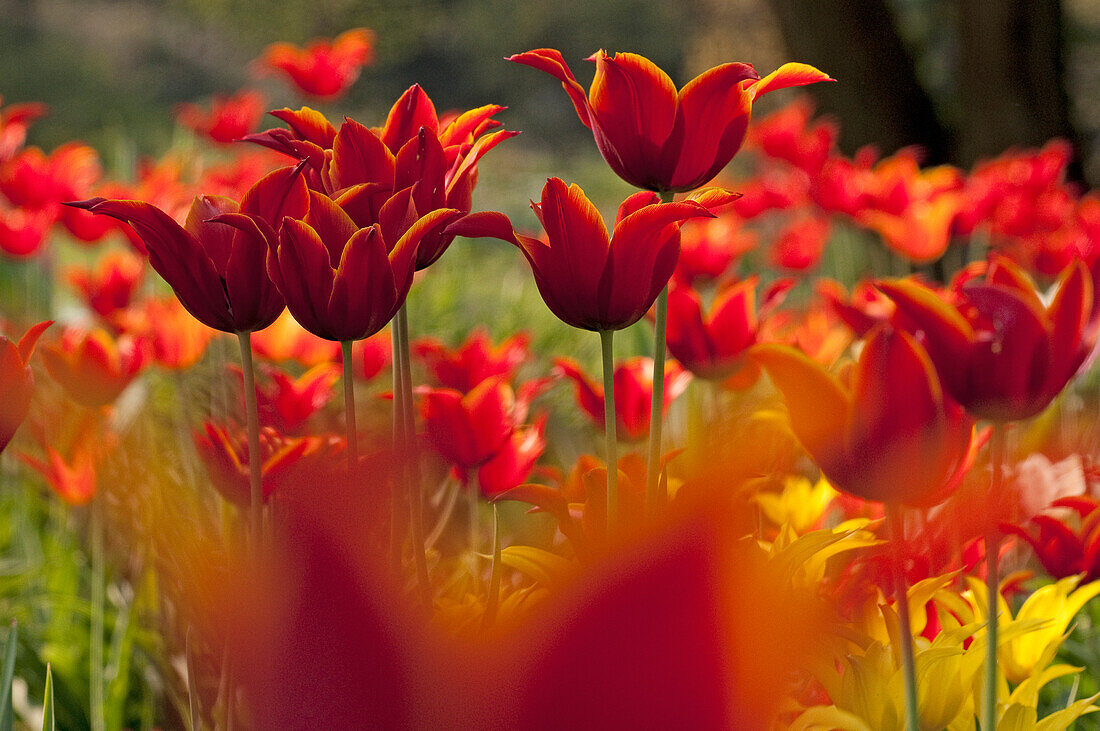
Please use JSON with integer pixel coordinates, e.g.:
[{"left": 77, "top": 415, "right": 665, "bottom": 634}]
[
  {"left": 1046, "top": 259, "right": 1093, "bottom": 387},
  {"left": 380, "top": 84, "right": 439, "bottom": 153},
  {"left": 329, "top": 225, "right": 394, "bottom": 340},
  {"left": 446, "top": 128, "right": 520, "bottom": 200},
  {"left": 239, "top": 164, "right": 310, "bottom": 228},
  {"left": 666, "top": 285, "right": 715, "bottom": 374},
  {"left": 388, "top": 207, "right": 463, "bottom": 295},
  {"left": 269, "top": 107, "right": 337, "bottom": 147},
  {"left": 277, "top": 219, "right": 338, "bottom": 340},
  {"left": 439, "top": 104, "right": 505, "bottom": 148},
  {"left": 16, "top": 320, "right": 51, "bottom": 364},
  {"left": 330, "top": 118, "right": 395, "bottom": 190},
  {"left": 749, "top": 62, "right": 834, "bottom": 101},
  {"left": 709, "top": 280, "right": 758, "bottom": 362},
  {"left": 876, "top": 278, "right": 975, "bottom": 389},
  {"left": 441, "top": 210, "right": 517, "bottom": 245},
  {"left": 305, "top": 191, "right": 359, "bottom": 267},
  {"left": 395, "top": 129, "right": 447, "bottom": 213},
  {"left": 615, "top": 191, "right": 661, "bottom": 225}
]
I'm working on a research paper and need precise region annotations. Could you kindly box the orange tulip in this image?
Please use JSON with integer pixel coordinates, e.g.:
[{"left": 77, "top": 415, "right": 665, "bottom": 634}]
[
  {"left": 255, "top": 28, "right": 374, "bottom": 101},
  {"left": 0, "top": 320, "right": 50, "bottom": 454}
]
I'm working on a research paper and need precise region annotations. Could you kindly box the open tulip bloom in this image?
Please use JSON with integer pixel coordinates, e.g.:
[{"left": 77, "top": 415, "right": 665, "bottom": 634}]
[
  {"left": 0, "top": 320, "right": 50, "bottom": 455},
  {"left": 508, "top": 48, "right": 832, "bottom": 193}
]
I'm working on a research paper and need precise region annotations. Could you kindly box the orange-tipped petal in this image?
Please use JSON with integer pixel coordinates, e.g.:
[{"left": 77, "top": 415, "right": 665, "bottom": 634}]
[{"left": 749, "top": 62, "right": 834, "bottom": 101}]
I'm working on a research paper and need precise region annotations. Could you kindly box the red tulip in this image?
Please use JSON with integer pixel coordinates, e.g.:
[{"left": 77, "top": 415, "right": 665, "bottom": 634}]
[
  {"left": 0, "top": 321, "right": 50, "bottom": 454},
  {"left": 419, "top": 376, "right": 518, "bottom": 471},
  {"left": 251, "top": 309, "right": 340, "bottom": 367},
  {"left": 67, "top": 164, "right": 310, "bottom": 334},
  {"left": 508, "top": 48, "right": 831, "bottom": 192},
  {"left": 248, "top": 85, "right": 518, "bottom": 268},
  {"left": 0, "top": 142, "right": 100, "bottom": 210},
  {"left": 510, "top": 178, "right": 714, "bottom": 331},
  {"left": 65, "top": 250, "right": 145, "bottom": 322},
  {"left": 753, "top": 326, "right": 975, "bottom": 506},
  {"left": 555, "top": 356, "right": 691, "bottom": 442},
  {"left": 40, "top": 327, "right": 147, "bottom": 410},
  {"left": 261, "top": 189, "right": 460, "bottom": 341},
  {"left": 175, "top": 89, "right": 266, "bottom": 144},
  {"left": 255, "top": 28, "right": 374, "bottom": 101},
  {"left": 0, "top": 96, "right": 46, "bottom": 164},
  {"left": 476, "top": 414, "right": 548, "bottom": 497},
  {"left": 0, "top": 204, "right": 54, "bottom": 258},
  {"left": 353, "top": 329, "right": 392, "bottom": 381},
  {"left": 666, "top": 278, "right": 791, "bottom": 379},
  {"left": 674, "top": 213, "right": 756, "bottom": 287},
  {"left": 134, "top": 297, "right": 217, "bottom": 371},
  {"left": 748, "top": 96, "right": 836, "bottom": 175},
  {"left": 878, "top": 255, "right": 1098, "bottom": 421},
  {"left": 413, "top": 327, "right": 529, "bottom": 392},
  {"left": 769, "top": 214, "right": 831, "bottom": 271},
  {"left": 234, "top": 363, "right": 340, "bottom": 433},
  {"left": 19, "top": 444, "right": 97, "bottom": 506},
  {"left": 1004, "top": 496, "right": 1100, "bottom": 582}
]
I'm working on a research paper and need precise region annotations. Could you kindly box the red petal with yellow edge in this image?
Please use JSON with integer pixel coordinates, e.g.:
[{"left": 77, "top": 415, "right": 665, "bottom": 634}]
[
  {"left": 269, "top": 107, "right": 336, "bottom": 148},
  {"left": 588, "top": 51, "right": 678, "bottom": 183},
  {"left": 506, "top": 49, "right": 592, "bottom": 128},
  {"left": 379, "top": 84, "right": 439, "bottom": 153},
  {"left": 446, "top": 128, "right": 519, "bottom": 200},
  {"left": 663, "top": 63, "right": 757, "bottom": 191},
  {"left": 876, "top": 278, "right": 975, "bottom": 385},
  {"left": 16, "top": 320, "right": 51, "bottom": 364},
  {"left": 751, "top": 343, "right": 850, "bottom": 469},
  {"left": 439, "top": 104, "right": 504, "bottom": 148},
  {"left": 1046, "top": 259, "right": 1093, "bottom": 385},
  {"left": 615, "top": 190, "right": 661, "bottom": 224},
  {"left": 329, "top": 119, "right": 395, "bottom": 190},
  {"left": 749, "top": 62, "right": 834, "bottom": 101}
]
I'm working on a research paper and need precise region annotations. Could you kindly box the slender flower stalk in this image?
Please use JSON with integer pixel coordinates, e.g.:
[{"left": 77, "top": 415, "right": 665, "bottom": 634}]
[
  {"left": 468, "top": 469, "right": 479, "bottom": 557},
  {"left": 483, "top": 503, "right": 502, "bottom": 628},
  {"left": 396, "top": 303, "right": 431, "bottom": 606},
  {"left": 89, "top": 495, "right": 105, "bottom": 731},
  {"left": 600, "top": 329, "right": 618, "bottom": 531},
  {"left": 984, "top": 422, "right": 1006, "bottom": 731},
  {"left": 886, "top": 504, "right": 919, "bottom": 731},
  {"left": 645, "top": 188, "right": 678, "bottom": 512},
  {"left": 236, "top": 331, "right": 262, "bottom": 554},
  {"left": 340, "top": 340, "right": 359, "bottom": 473},
  {"left": 390, "top": 326, "right": 405, "bottom": 575}
]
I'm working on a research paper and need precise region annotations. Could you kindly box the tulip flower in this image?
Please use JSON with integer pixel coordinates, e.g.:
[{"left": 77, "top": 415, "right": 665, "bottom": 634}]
[
  {"left": 40, "top": 327, "right": 147, "bottom": 410},
  {"left": 233, "top": 363, "right": 340, "bottom": 434},
  {"left": 476, "top": 416, "right": 547, "bottom": 497},
  {"left": 251, "top": 309, "right": 340, "bottom": 367},
  {"left": 353, "top": 329, "right": 392, "bottom": 381},
  {"left": 0, "top": 204, "right": 54, "bottom": 258},
  {"left": 1, "top": 142, "right": 100, "bottom": 210},
  {"left": 19, "top": 444, "right": 97, "bottom": 506},
  {"left": 68, "top": 164, "right": 311, "bottom": 334},
  {"left": 65, "top": 250, "right": 145, "bottom": 323},
  {"left": 175, "top": 89, "right": 266, "bottom": 144},
  {"left": 0, "top": 320, "right": 50, "bottom": 455},
  {"left": 255, "top": 28, "right": 374, "bottom": 101},
  {"left": 1004, "top": 496, "right": 1100, "bottom": 582},
  {"left": 413, "top": 327, "right": 529, "bottom": 392},
  {"left": 0, "top": 96, "right": 46, "bottom": 163},
  {"left": 418, "top": 376, "right": 522, "bottom": 472},
  {"left": 555, "top": 357, "right": 691, "bottom": 442},
  {"left": 753, "top": 326, "right": 974, "bottom": 506},
  {"left": 136, "top": 297, "right": 216, "bottom": 371},
  {"left": 510, "top": 178, "right": 714, "bottom": 331},
  {"left": 878, "top": 255, "right": 1097, "bottom": 422},
  {"left": 508, "top": 48, "right": 831, "bottom": 192},
  {"left": 665, "top": 277, "right": 791, "bottom": 379},
  {"left": 262, "top": 190, "right": 460, "bottom": 342},
  {"left": 748, "top": 96, "right": 836, "bottom": 175},
  {"left": 674, "top": 214, "right": 756, "bottom": 287}
]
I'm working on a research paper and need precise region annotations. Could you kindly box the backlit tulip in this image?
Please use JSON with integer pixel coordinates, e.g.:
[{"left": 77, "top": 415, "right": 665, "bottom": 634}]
[
  {"left": 510, "top": 178, "right": 714, "bottom": 331},
  {"left": 40, "top": 327, "right": 147, "bottom": 410},
  {"left": 68, "top": 164, "right": 308, "bottom": 334},
  {"left": 251, "top": 309, "right": 340, "bottom": 367},
  {"left": 175, "top": 89, "right": 266, "bottom": 144},
  {"left": 1004, "top": 496, "right": 1100, "bottom": 582},
  {"left": 0, "top": 320, "right": 50, "bottom": 454},
  {"left": 418, "top": 376, "right": 519, "bottom": 471},
  {"left": 255, "top": 28, "right": 374, "bottom": 101},
  {"left": 137, "top": 297, "right": 217, "bottom": 371},
  {"left": 65, "top": 250, "right": 145, "bottom": 323},
  {"left": 263, "top": 190, "right": 460, "bottom": 342},
  {"left": 754, "top": 326, "right": 974, "bottom": 506},
  {"left": 19, "top": 444, "right": 97, "bottom": 506},
  {"left": 878, "top": 256, "right": 1097, "bottom": 422},
  {"left": 555, "top": 356, "right": 691, "bottom": 441},
  {"left": 0, "top": 96, "right": 46, "bottom": 163},
  {"left": 413, "top": 327, "right": 529, "bottom": 392},
  {"left": 508, "top": 48, "right": 831, "bottom": 192}
]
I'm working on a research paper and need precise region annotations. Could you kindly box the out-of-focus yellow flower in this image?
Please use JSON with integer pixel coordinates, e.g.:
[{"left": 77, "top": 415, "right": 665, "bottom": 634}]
[
  {"left": 956, "top": 574, "right": 1100, "bottom": 685},
  {"left": 752, "top": 474, "right": 837, "bottom": 533},
  {"left": 759, "top": 520, "right": 881, "bottom": 589}
]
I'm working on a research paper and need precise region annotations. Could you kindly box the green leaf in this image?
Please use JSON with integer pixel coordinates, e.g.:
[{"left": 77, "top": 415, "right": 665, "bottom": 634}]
[
  {"left": 41, "top": 664, "right": 54, "bottom": 731},
  {"left": 0, "top": 620, "right": 18, "bottom": 731}
]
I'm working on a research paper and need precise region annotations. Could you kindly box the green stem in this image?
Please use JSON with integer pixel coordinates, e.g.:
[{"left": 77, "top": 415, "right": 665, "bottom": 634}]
[
  {"left": 235, "top": 331, "right": 262, "bottom": 555},
  {"left": 600, "top": 329, "right": 618, "bottom": 534},
  {"left": 396, "top": 304, "right": 431, "bottom": 606},
  {"left": 90, "top": 497, "right": 105, "bottom": 731},
  {"left": 887, "top": 504, "right": 919, "bottom": 731},
  {"left": 340, "top": 340, "right": 359, "bottom": 474},
  {"left": 483, "top": 504, "right": 502, "bottom": 628},
  {"left": 984, "top": 422, "right": 1007, "bottom": 731}
]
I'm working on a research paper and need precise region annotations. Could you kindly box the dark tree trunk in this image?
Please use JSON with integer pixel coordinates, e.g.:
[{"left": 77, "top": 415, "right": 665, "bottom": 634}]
[
  {"left": 768, "top": 0, "right": 952, "bottom": 164},
  {"left": 956, "top": 0, "right": 1086, "bottom": 183}
]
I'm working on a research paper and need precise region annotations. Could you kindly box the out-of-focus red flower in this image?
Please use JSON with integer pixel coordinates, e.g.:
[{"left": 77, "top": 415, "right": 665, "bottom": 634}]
[
  {"left": 252, "top": 309, "right": 341, "bottom": 367},
  {"left": 264, "top": 189, "right": 460, "bottom": 341},
  {"left": 754, "top": 326, "right": 975, "bottom": 506},
  {"left": 419, "top": 376, "right": 520, "bottom": 471},
  {"left": 476, "top": 414, "right": 548, "bottom": 497},
  {"left": 413, "top": 327, "right": 529, "bottom": 392},
  {"left": 769, "top": 213, "right": 831, "bottom": 271},
  {"left": 40, "top": 327, "right": 147, "bottom": 410},
  {"left": 666, "top": 277, "right": 791, "bottom": 380},
  {"left": 0, "top": 96, "right": 46, "bottom": 163},
  {"left": 508, "top": 178, "right": 716, "bottom": 331},
  {"left": 69, "top": 164, "right": 309, "bottom": 334},
  {"left": 555, "top": 356, "right": 691, "bottom": 441},
  {"left": 353, "top": 328, "right": 391, "bottom": 381},
  {"left": 0, "top": 142, "right": 100, "bottom": 210},
  {"left": 65, "top": 250, "right": 146, "bottom": 322},
  {"left": 1004, "top": 496, "right": 1100, "bottom": 582},
  {"left": 674, "top": 213, "right": 756, "bottom": 287},
  {"left": 176, "top": 89, "right": 266, "bottom": 144},
  {"left": 0, "top": 321, "right": 50, "bottom": 454},
  {"left": 19, "top": 443, "right": 97, "bottom": 506},
  {"left": 748, "top": 96, "right": 837, "bottom": 175},
  {"left": 509, "top": 48, "right": 831, "bottom": 192},
  {"left": 0, "top": 204, "right": 54, "bottom": 258},
  {"left": 195, "top": 422, "right": 339, "bottom": 507},
  {"left": 255, "top": 28, "right": 375, "bottom": 101},
  {"left": 132, "top": 296, "right": 217, "bottom": 370},
  {"left": 235, "top": 362, "right": 340, "bottom": 433},
  {"left": 250, "top": 85, "right": 519, "bottom": 269},
  {"left": 731, "top": 166, "right": 811, "bottom": 219},
  {"left": 817, "top": 277, "right": 897, "bottom": 337},
  {"left": 879, "top": 255, "right": 1098, "bottom": 421}
]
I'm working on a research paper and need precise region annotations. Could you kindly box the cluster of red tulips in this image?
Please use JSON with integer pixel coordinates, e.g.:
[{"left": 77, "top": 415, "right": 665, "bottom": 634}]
[{"left": 3, "top": 25, "right": 1100, "bottom": 730}]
